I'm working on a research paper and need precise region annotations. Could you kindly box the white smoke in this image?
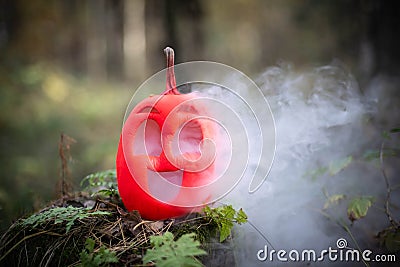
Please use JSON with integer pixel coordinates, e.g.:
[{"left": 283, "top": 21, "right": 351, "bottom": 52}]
[{"left": 216, "top": 62, "right": 400, "bottom": 266}]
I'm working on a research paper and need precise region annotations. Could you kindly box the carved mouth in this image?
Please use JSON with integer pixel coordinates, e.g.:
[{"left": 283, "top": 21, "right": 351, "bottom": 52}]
[
  {"left": 132, "top": 105, "right": 211, "bottom": 205},
  {"left": 173, "top": 119, "right": 203, "bottom": 161}
]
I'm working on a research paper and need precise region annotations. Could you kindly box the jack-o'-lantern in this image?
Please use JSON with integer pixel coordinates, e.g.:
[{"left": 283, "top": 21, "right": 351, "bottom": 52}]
[{"left": 116, "top": 48, "right": 217, "bottom": 220}]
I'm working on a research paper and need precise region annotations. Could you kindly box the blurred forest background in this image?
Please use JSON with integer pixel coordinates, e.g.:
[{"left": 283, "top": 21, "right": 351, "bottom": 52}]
[{"left": 1, "top": 0, "right": 400, "bottom": 230}]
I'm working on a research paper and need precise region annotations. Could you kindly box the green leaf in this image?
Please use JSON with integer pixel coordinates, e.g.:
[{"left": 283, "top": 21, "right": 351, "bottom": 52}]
[
  {"left": 304, "top": 156, "right": 353, "bottom": 180},
  {"left": 96, "top": 189, "right": 117, "bottom": 197},
  {"left": 323, "top": 194, "right": 346, "bottom": 210},
  {"left": 236, "top": 208, "right": 248, "bottom": 224},
  {"left": 222, "top": 205, "right": 236, "bottom": 220},
  {"left": 79, "top": 238, "right": 118, "bottom": 267},
  {"left": 384, "top": 231, "right": 400, "bottom": 253},
  {"left": 203, "top": 205, "right": 248, "bottom": 242},
  {"left": 362, "top": 150, "right": 380, "bottom": 161},
  {"left": 390, "top": 128, "right": 400, "bottom": 133},
  {"left": 175, "top": 234, "right": 207, "bottom": 257},
  {"left": 21, "top": 206, "right": 110, "bottom": 233},
  {"left": 85, "top": 237, "right": 95, "bottom": 252},
  {"left": 378, "top": 228, "right": 400, "bottom": 253},
  {"left": 219, "top": 222, "right": 233, "bottom": 242},
  {"left": 81, "top": 169, "right": 118, "bottom": 197},
  {"left": 80, "top": 169, "right": 116, "bottom": 187},
  {"left": 144, "top": 232, "right": 206, "bottom": 267},
  {"left": 303, "top": 166, "right": 328, "bottom": 180},
  {"left": 347, "top": 196, "right": 375, "bottom": 222},
  {"left": 329, "top": 156, "right": 352, "bottom": 176}
]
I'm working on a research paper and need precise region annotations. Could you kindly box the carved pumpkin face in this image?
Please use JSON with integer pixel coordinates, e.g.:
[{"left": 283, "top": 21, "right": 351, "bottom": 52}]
[{"left": 116, "top": 48, "right": 217, "bottom": 220}]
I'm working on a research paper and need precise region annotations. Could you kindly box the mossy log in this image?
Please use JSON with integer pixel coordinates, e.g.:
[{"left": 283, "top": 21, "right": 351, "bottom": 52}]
[{"left": 0, "top": 194, "right": 235, "bottom": 266}]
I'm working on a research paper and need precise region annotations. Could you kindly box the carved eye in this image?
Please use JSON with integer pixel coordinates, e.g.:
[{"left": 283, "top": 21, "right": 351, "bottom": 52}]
[{"left": 133, "top": 119, "right": 162, "bottom": 156}]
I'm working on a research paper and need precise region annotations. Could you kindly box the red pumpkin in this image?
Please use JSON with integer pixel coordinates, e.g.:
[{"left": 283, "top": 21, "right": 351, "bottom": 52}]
[{"left": 116, "top": 48, "right": 217, "bottom": 220}]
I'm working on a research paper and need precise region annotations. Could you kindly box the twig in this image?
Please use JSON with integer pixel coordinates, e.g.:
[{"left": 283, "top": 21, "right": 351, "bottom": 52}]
[
  {"left": 58, "top": 133, "right": 76, "bottom": 197},
  {"left": 163, "top": 220, "right": 174, "bottom": 233},
  {"left": 317, "top": 210, "right": 369, "bottom": 267},
  {"left": 338, "top": 218, "right": 370, "bottom": 267},
  {"left": 379, "top": 141, "right": 399, "bottom": 227},
  {"left": 118, "top": 219, "right": 126, "bottom": 247},
  {"left": 132, "top": 220, "right": 153, "bottom": 233}
]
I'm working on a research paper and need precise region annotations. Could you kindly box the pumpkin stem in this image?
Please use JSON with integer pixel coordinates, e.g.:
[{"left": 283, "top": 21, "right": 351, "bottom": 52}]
[{"left": 164, "top": 47, "right": 180, "bottom": 95}]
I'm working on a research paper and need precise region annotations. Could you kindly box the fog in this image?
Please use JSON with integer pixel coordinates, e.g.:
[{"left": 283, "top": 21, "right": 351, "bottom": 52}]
[{"left": 212, "top": 62, "right": 400, "bottom": 266}]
